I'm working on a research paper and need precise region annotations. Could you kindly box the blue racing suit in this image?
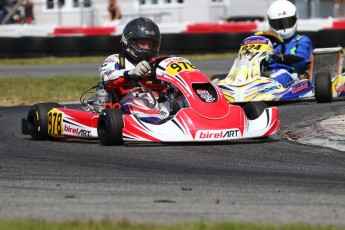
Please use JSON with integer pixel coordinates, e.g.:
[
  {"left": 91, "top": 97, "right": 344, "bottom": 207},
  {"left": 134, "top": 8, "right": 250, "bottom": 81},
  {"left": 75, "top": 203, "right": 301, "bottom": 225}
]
[{"left": 267, "top": 33, "right": 313, "bottom": 87}]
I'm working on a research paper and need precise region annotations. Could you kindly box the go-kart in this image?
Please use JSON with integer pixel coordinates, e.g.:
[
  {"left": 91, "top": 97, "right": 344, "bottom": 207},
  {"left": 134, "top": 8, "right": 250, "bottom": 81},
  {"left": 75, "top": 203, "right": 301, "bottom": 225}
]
[
  {"left": 211, "top": 31, "right": 316, "bottom": 103},
  {"left": 310, "top": 47, "right": 345, "bottom": 103},
  {"left": 22, "top": 56, "right": 280, "bottom": 145}
]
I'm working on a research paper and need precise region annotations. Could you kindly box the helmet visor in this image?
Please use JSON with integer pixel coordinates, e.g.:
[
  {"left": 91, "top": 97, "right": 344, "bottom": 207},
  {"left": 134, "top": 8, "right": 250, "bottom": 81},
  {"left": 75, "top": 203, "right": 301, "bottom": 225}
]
[
  {"left": 134, "top": 38, "right": 160, "bottom": 52},
  {"left": 269, "top": 15, "right": 297, "bottom": 31}
]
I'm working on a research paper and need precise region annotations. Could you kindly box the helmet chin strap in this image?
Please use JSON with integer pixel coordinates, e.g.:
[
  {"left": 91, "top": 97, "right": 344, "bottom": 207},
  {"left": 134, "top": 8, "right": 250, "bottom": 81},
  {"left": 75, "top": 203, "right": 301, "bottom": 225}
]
[{"left": 124, "top": 52, "right": 139, "bottom": 65}]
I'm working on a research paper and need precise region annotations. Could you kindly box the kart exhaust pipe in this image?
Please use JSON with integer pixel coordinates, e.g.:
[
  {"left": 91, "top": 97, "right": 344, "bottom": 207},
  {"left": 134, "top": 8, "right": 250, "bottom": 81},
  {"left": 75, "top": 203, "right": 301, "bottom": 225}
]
[
  {"left": 113, "top": 103, "right": 121, "bottom": 109},
  {"left": 104, "top": 103, "right": 121, "bottom": 109}
]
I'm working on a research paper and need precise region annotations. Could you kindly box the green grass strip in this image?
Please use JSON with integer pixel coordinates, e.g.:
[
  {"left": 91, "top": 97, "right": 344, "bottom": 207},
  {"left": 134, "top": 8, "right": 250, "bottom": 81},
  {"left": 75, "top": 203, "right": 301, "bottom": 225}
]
[
  {"left": 0, "top": 76, "right": 98, "bottom": 106},
  {"left": 0, "top": 220, "right": 343, "bottom": 230}
]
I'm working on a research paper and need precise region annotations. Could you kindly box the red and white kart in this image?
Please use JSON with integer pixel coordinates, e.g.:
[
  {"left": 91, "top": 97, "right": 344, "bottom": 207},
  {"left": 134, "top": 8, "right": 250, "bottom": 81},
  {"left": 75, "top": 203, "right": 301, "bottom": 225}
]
[{"left": 22, "top": 56, "right": 280, "bottom": 145}]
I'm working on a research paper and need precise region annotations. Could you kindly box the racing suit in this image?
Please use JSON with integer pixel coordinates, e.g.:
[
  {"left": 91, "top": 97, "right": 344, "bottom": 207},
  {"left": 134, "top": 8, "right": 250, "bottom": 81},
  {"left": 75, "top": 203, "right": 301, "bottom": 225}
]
[
  {"left": 99, "top": 53, "right": 174, "bottom": 124},
  {"left": 267, "top": 34, "right": 313, "bottom": 87}
]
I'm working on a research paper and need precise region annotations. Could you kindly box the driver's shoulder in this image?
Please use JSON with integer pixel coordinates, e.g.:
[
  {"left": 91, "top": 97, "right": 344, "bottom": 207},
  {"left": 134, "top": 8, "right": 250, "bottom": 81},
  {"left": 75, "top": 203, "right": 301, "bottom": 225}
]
[
  {"left": 104, "top": 53, "right": 121, "bottom": 63},
  {"left": 294, "top": 34, "right": 312, "bottom": 43}
]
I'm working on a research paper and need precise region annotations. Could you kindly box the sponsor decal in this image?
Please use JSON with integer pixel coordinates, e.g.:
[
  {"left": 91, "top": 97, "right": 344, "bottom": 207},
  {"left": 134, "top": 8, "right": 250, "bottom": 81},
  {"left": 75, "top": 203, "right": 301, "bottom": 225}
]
[
  {"left": 196, "top": 89, "right": 216, "bottom": 102},
  {"left": 196, "top": 129, "right": 240, "bottom": 140},
  {"left": 244, "top": 39, "right": 267, "bottom": 45},
  {"left": 145, "top": 29, "right": 156, "bottom": 35},
  {"left": 259, "top": 85, "right": 277, "bottom": 93},
  {"left": 121, "top": 36, "right": 127, "bottom": 45},
  {"left": 240, "top": 44, "right": 267, "bottom": 53},
  {"left": 48, "top": 109, "right": 63, "bottom": 135},
  {"left": 335, "top": 85, "right": 345, "bottom": 92},
  {"left": 165, "top": 61, "right": 197, "bottom": 75},
  {"left": 163, "top": 57, "right": 186, "bottom": 64},
  {"left": 64, "top": 125, "right": 91, "bottom": 137},
  {"left": 105, "top": 70, "right": 115, "bottom": 76},
  {"left": 159, "top": 110, "right": 168, "bottom": 117},
  {"left": 278, "top": 11, "right": 287, "bottom": 16},
  {"left": 291, "top": 82, "right": 309, "bottom": 94}
]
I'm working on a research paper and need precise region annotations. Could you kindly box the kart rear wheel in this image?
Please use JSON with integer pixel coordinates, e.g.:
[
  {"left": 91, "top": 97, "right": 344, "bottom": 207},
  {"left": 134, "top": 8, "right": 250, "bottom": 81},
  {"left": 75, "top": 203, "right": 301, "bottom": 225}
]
[
  {"left": 243, "top": 102, "right": 268, "bottom": 120},
  {"left": 211, "top": 74, "right": 227, "bottom": 83},
  {"left": 315, "top": 72, "right": 332, "bottom": 103},
  {"left": 27, "top": 102, "right": 61, "bottom": 140},
  {"left": 97, "top": 108, "right": 124, "bottom": 146}
]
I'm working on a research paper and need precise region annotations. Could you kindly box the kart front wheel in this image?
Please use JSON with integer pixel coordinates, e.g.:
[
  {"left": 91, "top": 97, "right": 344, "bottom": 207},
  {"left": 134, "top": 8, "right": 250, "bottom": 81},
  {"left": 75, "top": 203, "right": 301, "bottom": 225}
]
[
  {"left": 314, "top": 72, "right": 332, "bottom": 103},
  {"left": 97, "top": 108, "right": 124, "bottom": 146},
  {"left": 243, "top": 102, "right": 268, "bottom": 120},
  {"left": 26, "top": 102, "right": 61, "bottom": 140},
  {"left": 211, "top": 74, "right": 227, "bottom": 84}
]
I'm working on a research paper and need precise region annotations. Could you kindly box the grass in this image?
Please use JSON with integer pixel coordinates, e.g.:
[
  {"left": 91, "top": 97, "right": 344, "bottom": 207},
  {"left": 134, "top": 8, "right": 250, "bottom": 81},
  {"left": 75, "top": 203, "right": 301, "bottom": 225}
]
[
  {"left": 0, "top": 53, "right": 236, "bottom": 106},
  {"left": 0, "top": 53, "right": 236, "bottom": 107},
  {"left": 0, "top": 76, "right": 98, "bottom": 106},
  {"left": 0, "top": 220, "right": 343, "bottom": 230}
]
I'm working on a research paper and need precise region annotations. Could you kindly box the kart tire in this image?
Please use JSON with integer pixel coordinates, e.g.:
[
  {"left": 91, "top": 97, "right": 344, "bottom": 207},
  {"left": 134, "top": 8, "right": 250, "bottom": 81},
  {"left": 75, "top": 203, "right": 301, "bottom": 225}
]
[
  {"left": 97, "top": 108, "right": 124, "bottom": 146},
  {"left": 315, "top": 72, "right": 332, "bottom": 103},
  {"left": 243, "top": 101, "right": 268, "bottom": 120},
  {"left": 27, "top": 102, "right": 61, "bottom": 140},
  {"left": 211, "top": 74, "right": 227, "bottom": 83}
]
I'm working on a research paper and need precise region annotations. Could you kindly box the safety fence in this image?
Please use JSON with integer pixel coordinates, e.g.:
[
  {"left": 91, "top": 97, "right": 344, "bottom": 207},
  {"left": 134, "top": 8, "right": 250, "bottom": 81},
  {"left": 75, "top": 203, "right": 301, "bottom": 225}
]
[{"left": 1, "top": 19, "right": 345, "bottom": 58}]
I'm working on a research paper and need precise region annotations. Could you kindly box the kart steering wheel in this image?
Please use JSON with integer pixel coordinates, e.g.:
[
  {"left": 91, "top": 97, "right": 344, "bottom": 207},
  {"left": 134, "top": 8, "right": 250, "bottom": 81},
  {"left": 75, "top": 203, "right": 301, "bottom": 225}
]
[
  {"left": 136, "top": 55, "right": 176, "bottom": 107},
  {"left": 149, "top": 55, "right": 175, "bottom": 67},
  {"left": 254, "top": 31, "right": 285, "bottom": 52},
  {"left": 146, "top": 55, "right": 176, "bottom": 83}
]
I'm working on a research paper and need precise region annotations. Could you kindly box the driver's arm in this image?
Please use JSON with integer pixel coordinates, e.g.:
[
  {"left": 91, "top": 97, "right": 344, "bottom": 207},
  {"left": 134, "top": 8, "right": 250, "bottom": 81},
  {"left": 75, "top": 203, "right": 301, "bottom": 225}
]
[
  {"left": 289, "top": 36, "right": 313, "bottom": 70},
  {"left": 99, "top": 54, "right": 131, "bottom": 91},
  {"left": 99, "top": 55, "right": 151, "bottom": 92},
  {"left": 273, "top": 36, "right": 313, "bottom": 68}
]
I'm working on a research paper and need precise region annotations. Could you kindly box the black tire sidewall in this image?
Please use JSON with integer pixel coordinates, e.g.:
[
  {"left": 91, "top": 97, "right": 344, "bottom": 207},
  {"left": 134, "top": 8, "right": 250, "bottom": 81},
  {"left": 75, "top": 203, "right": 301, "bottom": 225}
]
[
  {"left": 27, "top": 102, "right": 61, "bottom": 140},
  {"left": 243, "top": 102, "right": 268, "bottom": 120},
  {"left": 97, "top": 108, "right": 124, "bottom": 146},
  {"left": 211, "top": 74, "right": 227, "bottom": 81},
  {"left": 315, "top": 72, "right": 332, "bottom": 103}
]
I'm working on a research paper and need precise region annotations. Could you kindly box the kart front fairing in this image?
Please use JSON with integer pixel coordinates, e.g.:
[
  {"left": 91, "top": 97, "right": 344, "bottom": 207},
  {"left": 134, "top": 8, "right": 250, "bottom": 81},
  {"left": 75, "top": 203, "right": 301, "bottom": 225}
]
[
  {"left": 333, "top": 73, "right": 345, "bottom": 97},
  {"left": 154, "top": 57, "right": 230, "bottom": 119},
  {"left": 226, "top": 35, "right": 273, "bottom": 86},
  {"left": 217, "top": 35, "right": 314, "bottom": 103}
]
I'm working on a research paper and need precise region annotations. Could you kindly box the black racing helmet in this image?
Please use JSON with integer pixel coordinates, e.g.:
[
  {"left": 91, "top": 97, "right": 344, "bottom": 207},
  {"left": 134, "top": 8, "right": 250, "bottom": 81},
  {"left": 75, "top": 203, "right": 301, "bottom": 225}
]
[{"left": 121, "top": 17, "right": 161, "bottom": 63}]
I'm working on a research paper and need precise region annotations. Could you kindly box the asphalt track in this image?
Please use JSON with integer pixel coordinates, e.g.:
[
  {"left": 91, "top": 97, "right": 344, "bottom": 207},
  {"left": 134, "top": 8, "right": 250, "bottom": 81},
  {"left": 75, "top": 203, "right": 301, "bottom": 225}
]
[{"left": 0, "top": 61, "right": 345, "bottom": 226}]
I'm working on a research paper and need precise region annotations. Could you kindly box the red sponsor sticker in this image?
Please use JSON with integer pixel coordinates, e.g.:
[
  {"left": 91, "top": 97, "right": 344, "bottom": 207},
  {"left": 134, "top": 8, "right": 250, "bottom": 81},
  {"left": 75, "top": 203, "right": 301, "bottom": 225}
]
[
  {"left": 243, "top": 39, "right": 268, "bottom": 45},
  {"left": 335, "top": 85, "right": 345, "bottom": 92},
  {"left": 291, "top": 83, "right": 309, "bottom": 94}
]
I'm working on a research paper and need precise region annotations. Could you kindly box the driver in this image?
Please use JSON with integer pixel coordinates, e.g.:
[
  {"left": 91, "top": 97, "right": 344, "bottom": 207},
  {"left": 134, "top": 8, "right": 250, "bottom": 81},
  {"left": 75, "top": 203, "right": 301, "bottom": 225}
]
[
  {"left": 266, "top": 0, "right": 313, "bottom": 87},
  {"left": 98, "top": 17, "right": 174, "bottom": 123}
]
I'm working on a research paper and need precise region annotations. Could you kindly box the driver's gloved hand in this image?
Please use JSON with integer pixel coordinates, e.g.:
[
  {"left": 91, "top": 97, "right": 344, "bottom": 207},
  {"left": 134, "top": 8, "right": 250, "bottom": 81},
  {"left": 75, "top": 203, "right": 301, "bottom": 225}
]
[
  {"left": 269, "top": 52, "right": 285, "bottom": 63},
  {"left": 268, "top": 53, "right": 304, "bottom": 65},
  {"left": 128, "top": 61, "right": 151, "bottom": 81}
]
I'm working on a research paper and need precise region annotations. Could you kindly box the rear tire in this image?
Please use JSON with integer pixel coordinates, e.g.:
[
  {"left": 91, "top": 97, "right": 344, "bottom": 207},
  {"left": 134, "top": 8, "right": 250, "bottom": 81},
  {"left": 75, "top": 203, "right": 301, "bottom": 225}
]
[
  {"left": 243, "top": 102, "right": 268, "bottom": 120},
  {"left": 314, "top": 72, "right": 332, "bottom": 103},
  {"left": 27, "top": 102, "right": 61, "bottom": 140},
  {"left": 97, "top": 108, "right": 124, "bottom": 146},
  {"left": 211, "top": 74, "right": 227, "bottom": 83}
]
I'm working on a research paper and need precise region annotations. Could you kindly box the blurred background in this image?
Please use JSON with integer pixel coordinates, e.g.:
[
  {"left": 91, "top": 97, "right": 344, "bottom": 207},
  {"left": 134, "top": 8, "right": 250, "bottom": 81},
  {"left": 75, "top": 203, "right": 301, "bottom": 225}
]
[
  {"left": 1, "top": 0, "right": 345, "bottom": 57},
  {"left": 0, "top": 0, "right": 343, "bottom": 27}
]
